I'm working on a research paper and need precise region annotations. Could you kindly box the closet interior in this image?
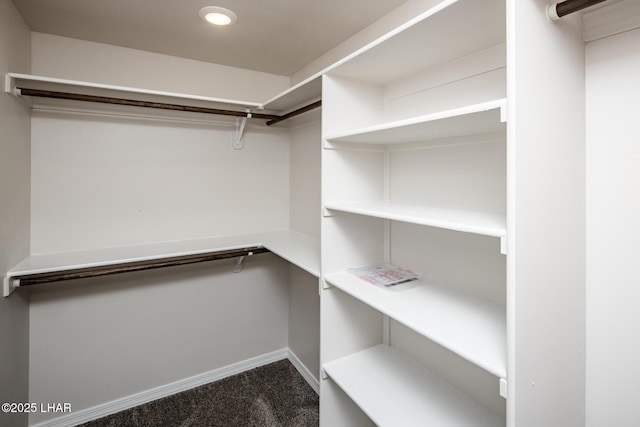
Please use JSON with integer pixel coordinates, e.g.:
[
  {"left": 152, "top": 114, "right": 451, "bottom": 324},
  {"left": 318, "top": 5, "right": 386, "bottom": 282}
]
[{"left": 4, "top": 0, "right": 632, "bottom": 425}]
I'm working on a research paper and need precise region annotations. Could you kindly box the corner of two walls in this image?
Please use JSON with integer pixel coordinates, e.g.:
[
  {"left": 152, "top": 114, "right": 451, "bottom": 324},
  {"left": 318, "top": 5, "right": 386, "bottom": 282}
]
[
  {"left": 287, "top": 121, "right": 322, "bottom": 384},
  {"left": 0, "top": 0, "right": 31, "bottom": 426}
]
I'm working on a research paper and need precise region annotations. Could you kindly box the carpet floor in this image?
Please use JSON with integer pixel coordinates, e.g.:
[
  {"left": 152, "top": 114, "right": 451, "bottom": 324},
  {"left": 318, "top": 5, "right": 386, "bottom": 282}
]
[{"left": 77, "top": 359, "right": 319, "bottom": 427}]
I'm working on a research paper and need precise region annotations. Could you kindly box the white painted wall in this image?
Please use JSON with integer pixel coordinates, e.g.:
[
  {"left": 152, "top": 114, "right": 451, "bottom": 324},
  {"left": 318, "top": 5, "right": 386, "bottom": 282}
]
[
  {"left": 30, "top": 112, "right": 290, "bottom": 253},
  {"left": 288, "top": 120, "right": 321, "bottom": 383},
  {"left": 31, "top": 33, "right": 290, "bottom": 104},
  {"left": 585, "top": 26, "right": 640, "bottom": 427},
  {"left": 289, "top": 121, "right": 321, "bottom": 239},
  {"left": 508, "top": 0, "right": 585, "bottom": 425},
  {"left": 288, "top": 265, "right": 320, "bottom": 382},
  {"left": 0, "top": 1, "right": 31, "bottom": 426}
]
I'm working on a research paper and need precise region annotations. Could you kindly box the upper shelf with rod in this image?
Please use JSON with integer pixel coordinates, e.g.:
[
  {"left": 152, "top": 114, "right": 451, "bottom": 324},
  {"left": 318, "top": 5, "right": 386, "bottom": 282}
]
[
  {"left": 5, "top": 73, "right": 322, "bottom": 126},
  {"left": 3, "top": 230, "right": 320, "bottom": 297}
]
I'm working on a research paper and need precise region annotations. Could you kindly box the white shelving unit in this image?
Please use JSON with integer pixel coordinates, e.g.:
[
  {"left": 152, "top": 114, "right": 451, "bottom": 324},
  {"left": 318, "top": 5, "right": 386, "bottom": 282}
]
[
  {"left": 320, "top": 0, "right": 507, "bottom": 424},
  {"left": 323, "top": 345, "right": 504, "bottom": 427}
]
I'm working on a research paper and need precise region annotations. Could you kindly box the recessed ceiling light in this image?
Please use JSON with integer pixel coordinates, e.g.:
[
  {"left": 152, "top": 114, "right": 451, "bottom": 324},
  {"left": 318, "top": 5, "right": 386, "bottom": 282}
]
[{"left": 199, "top": 6, "right": 237, "bottom": 26}]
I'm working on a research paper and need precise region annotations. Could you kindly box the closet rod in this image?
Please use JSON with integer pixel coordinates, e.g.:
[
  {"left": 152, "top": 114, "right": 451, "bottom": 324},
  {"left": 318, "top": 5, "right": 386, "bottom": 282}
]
[
  {"left": 17, "top": 88, "right": 282, "bottom": 120},
  {"left": 547, "top": 0, "right": 607, "bottom": 21},
  {"left": 17, "top": 87, "right": 322, "bottom": 125},
  {"left": 265, "top": 100, "right": 322, "bottom": 126},
  {"left": 13, "top": 246, "right": 270, "bottom": 287}
]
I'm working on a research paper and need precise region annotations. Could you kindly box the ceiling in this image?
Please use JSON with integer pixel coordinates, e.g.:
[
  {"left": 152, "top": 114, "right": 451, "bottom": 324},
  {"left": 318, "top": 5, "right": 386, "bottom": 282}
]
[{"left": 11, "top": 0, "right": 409, "bottom": 77}]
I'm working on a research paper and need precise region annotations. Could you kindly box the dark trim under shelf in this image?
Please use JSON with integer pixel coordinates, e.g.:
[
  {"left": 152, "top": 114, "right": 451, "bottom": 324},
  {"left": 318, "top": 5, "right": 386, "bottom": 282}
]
[{"left": 13, "top": 246, "right": 270, "bottom": 287}]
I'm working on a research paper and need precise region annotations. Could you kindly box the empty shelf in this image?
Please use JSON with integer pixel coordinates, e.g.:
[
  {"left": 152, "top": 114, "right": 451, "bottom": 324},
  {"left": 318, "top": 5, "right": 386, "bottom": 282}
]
[
  {"left": 324, "top": 99, "right": 506, "bottom": 146},
  {"left": 324, "top": 201, "right": 506, "bottom": 238},
  {"left": 323, "top": 345, "right": 505, "bottom": 427}
]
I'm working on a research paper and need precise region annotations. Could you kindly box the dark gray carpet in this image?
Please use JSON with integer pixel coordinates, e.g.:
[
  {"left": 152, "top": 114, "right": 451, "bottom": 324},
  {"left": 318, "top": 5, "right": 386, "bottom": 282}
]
[{"left": 77, "top": 359, "right": 319, "bottom": 427}]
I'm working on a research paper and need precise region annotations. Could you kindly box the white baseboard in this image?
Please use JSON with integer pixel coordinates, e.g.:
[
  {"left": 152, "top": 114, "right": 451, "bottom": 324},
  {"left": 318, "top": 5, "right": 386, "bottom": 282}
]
[
  {"left": 31, "top": 348, "right": 289, "bottom": 427},
  {"left": 287, "top": 349, "right": 320, "bottom": 395}
]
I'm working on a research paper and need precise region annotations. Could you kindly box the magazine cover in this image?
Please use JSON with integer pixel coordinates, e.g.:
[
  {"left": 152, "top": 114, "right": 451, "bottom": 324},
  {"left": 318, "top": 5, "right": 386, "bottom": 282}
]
[{"left": 347, "top": 263, "right": 420, "bottom": 291}]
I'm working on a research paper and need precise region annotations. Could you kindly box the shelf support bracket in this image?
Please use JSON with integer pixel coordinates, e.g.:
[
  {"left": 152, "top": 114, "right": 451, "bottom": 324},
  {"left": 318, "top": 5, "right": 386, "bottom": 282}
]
[
  {"left": 4, "top": 74, "right": 13, "bottom": 94},
  {"left": 233, "top": 251, "right": 255, "bottom": 273},
  {"left": 3, "top": 277, "right": 18, "bottom": 297},
  {"left": 500, "top": 236, "right": 508, "bottom": 255},
  {"left": 233, "top": 109, "right": 251, "bottom": 150},
  {"left": 546, "top": 0, "right": 607, "bottom": 22},
  {"left": 499, "top": 378, "right": 508, "bottom": 399}
]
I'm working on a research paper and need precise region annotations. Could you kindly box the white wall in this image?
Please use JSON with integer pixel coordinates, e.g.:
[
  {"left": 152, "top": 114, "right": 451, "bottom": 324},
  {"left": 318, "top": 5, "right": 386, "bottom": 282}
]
[
  {"left": 31, "top": 32, "right": 290, "bottom": 104},
  {"left": 287, "top": 120, "right": 321, "bottom": 383},
  {"left": 0, "top": 1, "right": 31, "bottom": 426},
  {"left": 27, "top": 36, "right": 297, "bottom": 425},
  {"left": 586, "top": 25, "right": 640, "bottom": 427},
  {"left": 30, "top": 112, "right": 290, "bottom": 253},
  {"left": 289, "top": 121, "right": 321, "bottom": 239}
]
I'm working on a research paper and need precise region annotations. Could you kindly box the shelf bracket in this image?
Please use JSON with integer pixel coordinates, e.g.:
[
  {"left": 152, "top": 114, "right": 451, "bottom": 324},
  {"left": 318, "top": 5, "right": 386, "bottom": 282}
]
[
  {"left": 499, "top": 377, "right": 507, "bottom": 399},
  {"left": 322, "top": 207, "right": 335, "bottom": 217},
  {"left": 3, "top": 276, "right": 17, "bottom": 297},
  {"left": 500, "top": 236, "right": 508, "bottom": 255},
  {"left": 233, "top": 251, "right": 254, "bottom": 273},
  {"left": 321, "top": 279, "right": 333, "bottom": 290},
  {"left": 546, "top": 0, "right": 608, "bottom": 22},
  {"left": 4, "top": 74, "right": 13, "bottom": 94},
  {"left": 233, "top": 109, "right": 251, "bottom": 150}
]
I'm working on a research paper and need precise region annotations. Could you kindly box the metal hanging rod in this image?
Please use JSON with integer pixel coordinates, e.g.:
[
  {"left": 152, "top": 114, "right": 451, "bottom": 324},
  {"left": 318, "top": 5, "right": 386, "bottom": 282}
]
[
  {"left": 16, "top": 87, "right": 321, "bottom": 124},
  {"left": 11, "top": 246, "right": 270, "bottom": 287},
  {"left": 266, "top": 100, "right": 322, "bottom": 126},
  {"left": 547, "top": 0, "right": 608, "bottom": 21}
]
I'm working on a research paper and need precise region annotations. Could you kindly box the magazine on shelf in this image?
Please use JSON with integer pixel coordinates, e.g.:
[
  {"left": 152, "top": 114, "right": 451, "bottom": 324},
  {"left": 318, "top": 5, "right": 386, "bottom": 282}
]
[{"left": 347, "top": 263, "right": 420, "bottom": 291}]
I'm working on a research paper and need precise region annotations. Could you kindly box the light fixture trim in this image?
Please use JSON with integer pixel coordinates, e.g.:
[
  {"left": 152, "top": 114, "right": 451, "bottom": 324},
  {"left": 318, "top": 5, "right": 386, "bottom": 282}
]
[{"left": 199, "top": 6, "right": 237, "bottom": 26}]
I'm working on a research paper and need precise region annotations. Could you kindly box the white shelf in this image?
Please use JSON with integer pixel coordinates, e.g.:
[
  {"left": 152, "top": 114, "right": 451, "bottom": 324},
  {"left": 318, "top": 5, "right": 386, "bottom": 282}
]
[
  {"left": 4, "top": 230, "right": 320, "bottom": 296},
  {"left": 327, "top": 0, "right": 505, "bottom": 85},
  {"left": 256, "top": 230, "right": 320, "bottom": 277},
  {"left": 325, "top": 99, "right": 506, "bottom": 146},
  {"left": 323, "top": 271, "right": 506, "bottom": 378},
  {"left": 5, "top": 73, "right": 260, "bottom": 110},
  {"left": 324, "top": 201, "right": 506, "bottom": 238},
  {"left": 323, "top": 345, "right": 504, "bottom": 427},
  {"left": 260, "top": 75, "right": 321, "bottom": 112}
]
